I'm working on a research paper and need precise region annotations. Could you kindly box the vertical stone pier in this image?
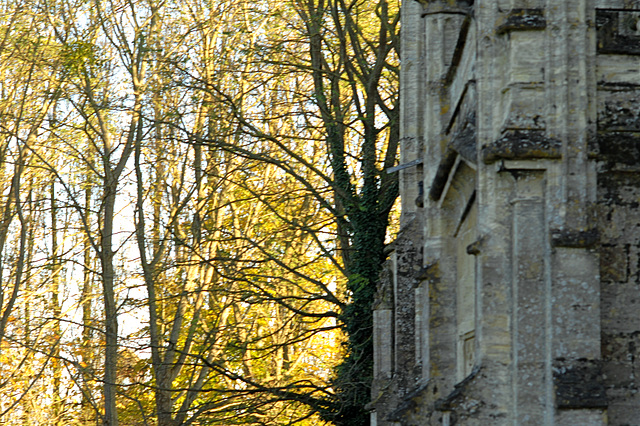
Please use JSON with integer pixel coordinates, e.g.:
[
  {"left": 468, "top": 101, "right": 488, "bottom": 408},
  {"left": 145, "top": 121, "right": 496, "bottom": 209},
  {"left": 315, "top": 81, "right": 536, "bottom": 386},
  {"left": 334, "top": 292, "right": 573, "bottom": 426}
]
[{"left": 370, "top": 0, "right": 640, "bottom": 424}]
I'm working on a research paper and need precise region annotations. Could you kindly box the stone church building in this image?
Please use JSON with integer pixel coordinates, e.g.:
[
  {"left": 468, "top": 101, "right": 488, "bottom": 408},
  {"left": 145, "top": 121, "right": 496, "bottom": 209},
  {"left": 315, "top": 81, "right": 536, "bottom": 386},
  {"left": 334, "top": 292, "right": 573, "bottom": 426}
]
[{"left": 369, "top": 0, "right": 640, "bottom": 424}]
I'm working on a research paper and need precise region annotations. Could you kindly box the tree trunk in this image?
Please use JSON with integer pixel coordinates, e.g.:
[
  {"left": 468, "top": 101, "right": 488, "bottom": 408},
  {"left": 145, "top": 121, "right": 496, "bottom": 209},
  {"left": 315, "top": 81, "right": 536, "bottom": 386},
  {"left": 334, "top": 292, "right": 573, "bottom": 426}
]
[
  {"left": 101, "top": 178, "right": 119, "bottom": 426},
  {"left": 51, "top": 182, "right": 63, "bottom": 424},
  {"left": 82, "top": 165, "right": 95, "bottom": 423}
]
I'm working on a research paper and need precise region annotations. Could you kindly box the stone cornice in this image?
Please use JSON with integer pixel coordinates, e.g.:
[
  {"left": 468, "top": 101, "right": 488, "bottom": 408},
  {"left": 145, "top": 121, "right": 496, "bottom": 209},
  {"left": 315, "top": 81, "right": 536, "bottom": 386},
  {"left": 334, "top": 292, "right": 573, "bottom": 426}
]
[{"left": 416, "top": 0, "right": 473, "bottom": 16}]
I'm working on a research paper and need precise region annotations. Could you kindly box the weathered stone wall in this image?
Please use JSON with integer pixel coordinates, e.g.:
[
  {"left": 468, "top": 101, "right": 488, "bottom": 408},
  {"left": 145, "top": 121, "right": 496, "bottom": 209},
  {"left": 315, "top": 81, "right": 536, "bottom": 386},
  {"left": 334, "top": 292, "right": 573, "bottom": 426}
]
[
  {"left": 597, "top": 34, "right": 640, "bottom": 424},
  {"left": 599, "top": 171, "right": 640, "bottom": 425},
  {"left": 370, "top": 0, "right": 640, "bottom": 424}
]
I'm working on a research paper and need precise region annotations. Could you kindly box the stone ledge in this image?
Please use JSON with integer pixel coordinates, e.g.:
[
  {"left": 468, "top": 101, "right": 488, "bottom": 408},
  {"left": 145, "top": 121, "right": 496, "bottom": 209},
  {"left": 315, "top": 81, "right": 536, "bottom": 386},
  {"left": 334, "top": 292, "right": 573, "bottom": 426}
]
[
  {"left": 429, "top": 148, "right": 458, "bottom": 201},
  {"left": 417, "top": 1, "right": 474, "bottom": 16},
  {"left": 433, "top": 365, "right": 481, "bottom": 411},
  {"left": 481, "top": 130, "right": 561, "bottom": 164},
  {"left": 417, "top": 260, "right": 440, "bottom": 282},
  {"left": 386, "top": 381, "right": 431, "bottom": 422},
  {"left": 430, "top": 114, "right": 477, "bottom": 202},
  {"left": 551, "top": 228, "right": 599, "bottom": 248},
  {"left": 496, "top": 8, "right": 546, "bottom": 35}
]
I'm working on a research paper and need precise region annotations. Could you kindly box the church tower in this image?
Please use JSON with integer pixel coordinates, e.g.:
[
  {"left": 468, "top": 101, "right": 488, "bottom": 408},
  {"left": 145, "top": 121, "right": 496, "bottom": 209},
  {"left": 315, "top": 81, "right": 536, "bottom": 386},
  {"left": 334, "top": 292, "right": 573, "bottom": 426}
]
[{"left": 370, "top": 1, "right": 640, "bottom": 424}]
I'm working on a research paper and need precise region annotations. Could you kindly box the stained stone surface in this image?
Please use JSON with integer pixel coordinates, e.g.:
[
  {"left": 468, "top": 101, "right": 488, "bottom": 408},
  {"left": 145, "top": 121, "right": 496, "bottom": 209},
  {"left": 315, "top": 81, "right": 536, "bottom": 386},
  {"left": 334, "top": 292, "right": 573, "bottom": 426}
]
[{"left": 370, "top": 1, "right": 640, "bottom": 425}]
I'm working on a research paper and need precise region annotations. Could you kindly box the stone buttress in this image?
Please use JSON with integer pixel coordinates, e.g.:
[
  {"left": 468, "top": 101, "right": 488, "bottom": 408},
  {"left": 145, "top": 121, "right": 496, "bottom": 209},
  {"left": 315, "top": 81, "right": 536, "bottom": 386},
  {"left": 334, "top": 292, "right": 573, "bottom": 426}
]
[{"left": 370, "top": 0, "right": 640, "bottom": 425}]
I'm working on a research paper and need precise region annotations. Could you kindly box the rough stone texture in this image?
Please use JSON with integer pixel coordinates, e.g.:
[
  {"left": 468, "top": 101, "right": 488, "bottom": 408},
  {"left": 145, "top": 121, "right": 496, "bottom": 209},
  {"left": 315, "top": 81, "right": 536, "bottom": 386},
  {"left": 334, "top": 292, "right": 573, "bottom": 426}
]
[
  {"left": 598, "top": 172, "right": 640, "bottom": 425},
  {"left": 370, "top": 1, "right": 640, "bottom": 424},
  {"left": 370, "top": 217, "right": 423, "bottom": 424},
  {"left": 553, "top": 358, "right": 607, "bottom": 409}
]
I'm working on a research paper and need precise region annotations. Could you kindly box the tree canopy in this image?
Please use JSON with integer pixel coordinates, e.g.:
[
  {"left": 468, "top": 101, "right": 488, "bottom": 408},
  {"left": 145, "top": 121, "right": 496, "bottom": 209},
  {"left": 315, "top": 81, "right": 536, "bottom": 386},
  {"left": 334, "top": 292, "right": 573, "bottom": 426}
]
[{"left": 0, "top": 0, "right": 399, "bottom": 424}]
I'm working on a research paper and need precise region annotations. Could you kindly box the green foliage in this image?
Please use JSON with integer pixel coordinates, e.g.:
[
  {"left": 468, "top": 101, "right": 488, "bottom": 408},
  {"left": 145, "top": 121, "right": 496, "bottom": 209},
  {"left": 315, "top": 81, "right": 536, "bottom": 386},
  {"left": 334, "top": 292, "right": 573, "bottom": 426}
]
[
  {"left": 0, "top": 0, "right": 399, "bottom": 424},
  {"left": 61, "top": 41, "right": 99, "bottom": 75}
]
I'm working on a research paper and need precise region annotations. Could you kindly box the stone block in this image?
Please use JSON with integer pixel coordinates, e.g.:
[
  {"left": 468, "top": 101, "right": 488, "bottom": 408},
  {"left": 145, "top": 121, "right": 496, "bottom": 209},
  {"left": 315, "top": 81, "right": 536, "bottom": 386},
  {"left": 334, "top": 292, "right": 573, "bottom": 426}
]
[
  {"left": 597, "top": 89, "right": 640, "bottom": 132},
  {"left": 556, "top": 409, "right": 607, "bottom": 426},
  {"left": 600, "top": 244, "right": 629, "bottom": 282},
  {"left": 553, "top": 359, "right": 607, "bottom": 409},
  {"left": 606, "top": 390, "right": 640, "bottom": 426},
  {"left": 507, "top": 31, "right": 546, "bottom": 84},
  {"left": 601, "top": 282, "right": 640, "bottom": 334}
]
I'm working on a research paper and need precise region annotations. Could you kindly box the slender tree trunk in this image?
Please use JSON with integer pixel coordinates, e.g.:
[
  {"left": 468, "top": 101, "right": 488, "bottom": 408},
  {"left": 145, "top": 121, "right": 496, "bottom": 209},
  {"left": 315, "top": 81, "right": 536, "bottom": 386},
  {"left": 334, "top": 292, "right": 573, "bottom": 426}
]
[
  {"left": 101, "top": 176, "right": 119, "bottom": 426},
  {"left": 82, "top": 164, "right": 95, "bottom": 423},
  {"left": 135, "top": 144, "right": 175, "bottom": 426},
  {"left": 0, "top": 145, "right": 28, "bottom": 350},
  {"left": 96, "top": 79, "right": 138, "bottom": 426},
  {"left": 51, "top": 182, "right": 63, "bottom": 424}
]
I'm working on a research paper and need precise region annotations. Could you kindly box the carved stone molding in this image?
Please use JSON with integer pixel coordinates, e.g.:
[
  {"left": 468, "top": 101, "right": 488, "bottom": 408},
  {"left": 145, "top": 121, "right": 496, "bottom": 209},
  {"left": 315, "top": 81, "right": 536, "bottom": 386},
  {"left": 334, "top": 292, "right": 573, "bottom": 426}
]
[
  {"left": 481, "top": 130, "right": 561, "bottom": 164},
  {"left": 597, "top": 9, "right": 640, "bottom": 55},
  {"left": 496, "top": 8, "right": 546, "bottom": 35},
  {"left": 416, "top": 0, "right": 474, "bottom": 15}
]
